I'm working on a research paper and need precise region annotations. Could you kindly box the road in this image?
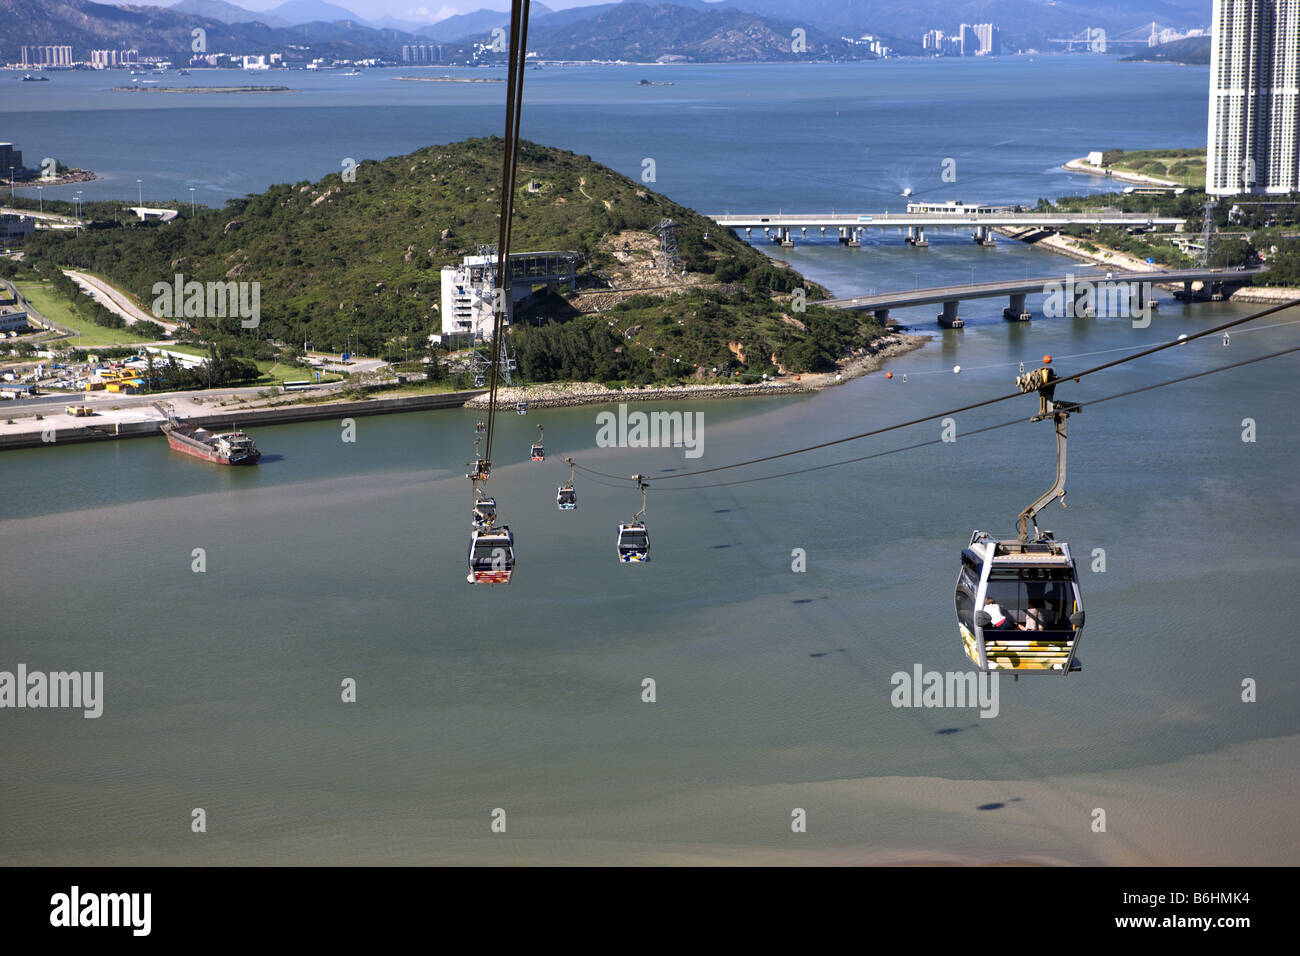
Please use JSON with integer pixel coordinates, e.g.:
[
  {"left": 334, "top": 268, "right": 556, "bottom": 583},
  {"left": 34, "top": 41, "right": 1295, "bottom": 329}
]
[{"left": 63, "top": 270, "right": 179, "bottom": 332}]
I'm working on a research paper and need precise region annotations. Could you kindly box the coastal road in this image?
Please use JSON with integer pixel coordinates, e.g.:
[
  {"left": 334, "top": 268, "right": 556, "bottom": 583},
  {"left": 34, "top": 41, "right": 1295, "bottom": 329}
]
[{"left": 63, "top": 270, "right": 179, "bottom": 333}]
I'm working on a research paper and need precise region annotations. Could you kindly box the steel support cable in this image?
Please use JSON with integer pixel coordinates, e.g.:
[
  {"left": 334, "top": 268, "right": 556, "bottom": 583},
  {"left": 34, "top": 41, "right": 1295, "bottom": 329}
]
[
  {"left": 482, "top": 0, "right": 530, "bottom": 470},
  {"left": 571, "top": 297, "right": 1300, "bottom": 484},
  {"left": 572, "top": 343, "right": 1300, "bottom": 492}
]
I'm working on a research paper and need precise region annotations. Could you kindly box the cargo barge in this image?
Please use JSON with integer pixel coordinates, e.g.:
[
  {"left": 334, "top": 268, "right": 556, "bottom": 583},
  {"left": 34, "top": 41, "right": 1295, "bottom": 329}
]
[{"left": 158, "top": 405, "right": 260, "bottom": 465}]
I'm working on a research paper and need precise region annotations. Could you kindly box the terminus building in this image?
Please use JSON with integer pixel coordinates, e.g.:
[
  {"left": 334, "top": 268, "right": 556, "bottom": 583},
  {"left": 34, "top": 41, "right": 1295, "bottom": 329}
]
[
  {"left": 1206, "top": 0, "right": 1300, "bottom": 196},
  {"left": 438, "top": 251, "right": 579, "bottom": 340}
]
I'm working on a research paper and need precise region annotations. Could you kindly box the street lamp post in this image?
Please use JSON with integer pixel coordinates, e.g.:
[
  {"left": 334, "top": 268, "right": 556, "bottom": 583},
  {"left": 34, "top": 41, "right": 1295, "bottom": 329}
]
[
  {"left": 7, "top": 166, "right": 12, "bottom": 199},
  {"left": 189, "top": 186, "right": 195, "bottom": 216},
  {"left": 37, "top": 185, "right": 42, "bottom": 214},
  {"left": 137, "top": 179, "right": 142, "bottom": 210}
]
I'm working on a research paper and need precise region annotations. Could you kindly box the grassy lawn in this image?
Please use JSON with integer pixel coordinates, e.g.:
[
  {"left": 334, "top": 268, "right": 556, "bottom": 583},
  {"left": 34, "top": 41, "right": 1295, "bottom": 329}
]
[
  {"left": 254, "top": 360, "right": 343, "bottom": 386},
  {"left": 1106, "top": 148, "right": 1206, "bottom": 187},
  {"left": 14, "top": 281, "right": 157, "bottom": 348}
]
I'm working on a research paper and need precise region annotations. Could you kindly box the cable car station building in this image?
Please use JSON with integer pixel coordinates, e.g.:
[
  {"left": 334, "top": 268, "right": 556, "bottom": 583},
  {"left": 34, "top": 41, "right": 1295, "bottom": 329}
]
[{"left": 439, "top": 250, "right": 579, "bottom": 340}]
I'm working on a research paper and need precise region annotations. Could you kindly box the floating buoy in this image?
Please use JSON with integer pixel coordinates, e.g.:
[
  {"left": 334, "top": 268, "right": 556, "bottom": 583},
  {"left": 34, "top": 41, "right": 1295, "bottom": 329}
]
[
  {"left": 886, "top": 372, "right": 893, "bottom": 379},
  {"left": 1019, "top": 362, "right": 1025, "bottom": 374},
  {"left": 953, "top": 365, "right": 961, "bottom": 374},
  {"left": 1043, "top": 355, "right": 1052, "bottom": 364}
]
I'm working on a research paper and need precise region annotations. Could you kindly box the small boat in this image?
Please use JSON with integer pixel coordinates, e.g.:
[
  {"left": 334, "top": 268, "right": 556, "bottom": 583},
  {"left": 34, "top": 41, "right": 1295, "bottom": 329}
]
[{"left": 22, "top": 74, "right": 50, "bottom": 82}]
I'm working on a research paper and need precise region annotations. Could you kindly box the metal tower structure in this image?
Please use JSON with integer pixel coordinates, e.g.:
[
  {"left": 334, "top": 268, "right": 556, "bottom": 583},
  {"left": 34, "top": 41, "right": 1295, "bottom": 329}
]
[{"left": 652, "top": 218, "right": 681, "bottom": 274}]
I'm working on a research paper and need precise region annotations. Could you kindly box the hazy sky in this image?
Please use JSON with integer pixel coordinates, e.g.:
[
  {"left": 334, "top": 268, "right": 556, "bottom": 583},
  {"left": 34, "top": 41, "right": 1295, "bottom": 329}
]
[{"left": 131, "top": 0, "right": 623, "bottom": 25}]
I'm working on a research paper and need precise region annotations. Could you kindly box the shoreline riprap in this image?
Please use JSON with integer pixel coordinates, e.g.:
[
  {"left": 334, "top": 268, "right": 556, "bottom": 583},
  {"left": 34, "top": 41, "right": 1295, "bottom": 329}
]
[{"left": 464, "top": 334, "right": 929, "bottom": 410}]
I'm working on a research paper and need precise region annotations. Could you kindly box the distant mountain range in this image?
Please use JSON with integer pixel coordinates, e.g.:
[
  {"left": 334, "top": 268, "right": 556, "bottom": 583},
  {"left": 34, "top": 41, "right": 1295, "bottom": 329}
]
[
  {"left": 1, "top": 0, "right": 1213, "bottom": 64},
  {"left": 169, "top": 0, "right": 289, "bottom": 27}
]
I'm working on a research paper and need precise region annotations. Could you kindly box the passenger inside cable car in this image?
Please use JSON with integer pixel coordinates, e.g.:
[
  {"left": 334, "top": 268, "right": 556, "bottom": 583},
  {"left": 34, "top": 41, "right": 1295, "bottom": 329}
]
[
  {"left": 530, "top": 442, "right": 544, "bottom": 461},
  {"left": 982, "top": 569, "right": 1076, "bottom": 630},
  {"left": 557, "top": 486, "right": 576, "bottom": 509}
]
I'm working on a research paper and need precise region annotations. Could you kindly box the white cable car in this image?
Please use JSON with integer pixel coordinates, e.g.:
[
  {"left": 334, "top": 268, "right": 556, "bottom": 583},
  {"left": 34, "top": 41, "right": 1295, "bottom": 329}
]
[
  {"left": 616, "top": 523, "right": 649, "bottom": 562},
  {"left": 516, "top": 401, "right": 528, "bottom": 415},
  {"left": 955, "top": 363, "right": 1085, "bottom": 675},
  {"left": 557, "top": 457, "right": 577, "bottom": 510},
  {"left": 468, "top": 526, "right": 514, "bottom": 584},
  {"left": 473, "top": 495, "right": 496, "bottom": 528},
  {"left": 530, "top": 424, "right": 544, "bottom": 462},
  {"left": 617, "top": 475, "right": 650, "bottom": 562},
  {"left": 956, "top": 532, "right": 1084, "bottom": 674}
]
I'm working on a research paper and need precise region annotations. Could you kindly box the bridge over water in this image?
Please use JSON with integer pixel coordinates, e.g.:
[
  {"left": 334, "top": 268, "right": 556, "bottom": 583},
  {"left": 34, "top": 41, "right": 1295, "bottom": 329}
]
[
  {"left": 710, "top": 211, "right": 1186, "bottom": 248},
  {"left": 818, "top": 267, "right": 1263, "bottom": 328}
]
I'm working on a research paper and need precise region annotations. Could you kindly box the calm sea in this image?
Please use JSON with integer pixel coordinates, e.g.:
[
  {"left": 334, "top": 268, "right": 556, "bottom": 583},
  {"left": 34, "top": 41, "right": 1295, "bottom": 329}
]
[{"left": 1, "top": 57, "right": 1297, "bottom": 864}]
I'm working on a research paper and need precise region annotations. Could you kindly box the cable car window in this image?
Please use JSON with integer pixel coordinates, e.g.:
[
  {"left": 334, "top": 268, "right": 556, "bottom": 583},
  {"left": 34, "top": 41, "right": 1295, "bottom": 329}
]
[
  {"left": 470, "top": 540, "right": 512, "bottom": 570},
  {"left": 955, "top": 585, "right": 975, "bottom": 629},
  {"left": 987, "top": 569, "right": 1074, "bottom": 630}
]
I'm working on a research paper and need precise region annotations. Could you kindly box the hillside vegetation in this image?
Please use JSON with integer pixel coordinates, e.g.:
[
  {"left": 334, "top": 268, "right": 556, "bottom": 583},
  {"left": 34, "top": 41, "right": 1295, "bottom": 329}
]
[{"left": 24, "top": 138, "right": 879, "bottom": 385}]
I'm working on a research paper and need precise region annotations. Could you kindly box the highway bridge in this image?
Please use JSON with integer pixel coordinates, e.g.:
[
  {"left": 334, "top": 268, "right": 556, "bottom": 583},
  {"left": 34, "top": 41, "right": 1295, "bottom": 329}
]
[
  {"left": 818, "top": 266, "right": 1264, "bottom": 328},
  {"left": 710, "top": 210, "right": 1186, "bottom": 247}
]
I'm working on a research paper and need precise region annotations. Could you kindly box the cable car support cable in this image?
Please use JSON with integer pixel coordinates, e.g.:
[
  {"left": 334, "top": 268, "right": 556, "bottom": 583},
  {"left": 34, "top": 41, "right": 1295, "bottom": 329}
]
[{"left": 570, "top": 297, "right": 1299, "bottom": 486}]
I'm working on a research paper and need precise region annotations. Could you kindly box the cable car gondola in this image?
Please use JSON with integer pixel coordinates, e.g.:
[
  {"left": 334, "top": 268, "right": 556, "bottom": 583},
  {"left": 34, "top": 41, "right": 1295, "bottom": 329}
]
[
  {"left": 956, "top": 532, "right": 1084, "bottom": 674},
  {"left": 473, "top": 495, "right": 496, "bottom": 529},
  {"left": 955, "top": 364, "right": 1085, "bottom": 675},
  {"left": 616, "top": 475, "right": 650, "bottom": 563},
  {"left": 530, "top": 424, "right": 544, "bottom": 462},
  {"left": 468, "top": 526, "right": 514, "bottom": 584},
  {"left": 516, "top": 401, "right": 528, "bottom": 415},
  {"left": 476, "top": 421, "right": 486, "bottom": 433},
  {"left": 557, "top": 457, "right": 577, "bottom": 510}
]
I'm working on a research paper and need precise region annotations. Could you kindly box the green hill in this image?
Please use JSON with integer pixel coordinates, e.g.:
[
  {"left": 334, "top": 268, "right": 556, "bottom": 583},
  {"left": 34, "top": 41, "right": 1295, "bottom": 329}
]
[{"left": 24, "top": 138, "right": 880, "bottom": 385}]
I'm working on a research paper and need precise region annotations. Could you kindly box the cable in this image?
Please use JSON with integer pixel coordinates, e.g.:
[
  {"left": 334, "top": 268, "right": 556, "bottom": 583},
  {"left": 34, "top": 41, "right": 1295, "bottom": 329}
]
[
  {"left": 572, "top": 296, "right": 1300, "bottom": 484},
  {"left": 576, "top": 343, "right": 1300, "bottom": 492},
  {"left": 579, "top": 343, "right": 1300, "bottom": 494},
  {"left": 482, "top": 0, "right": 531, "bottom": 471}
]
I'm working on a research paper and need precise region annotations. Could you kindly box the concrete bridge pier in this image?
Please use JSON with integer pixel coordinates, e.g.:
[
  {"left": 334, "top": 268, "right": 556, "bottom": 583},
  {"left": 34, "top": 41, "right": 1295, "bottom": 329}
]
[
  {"left": 972, "top": 225, "right": 997, "bottom": 246},
  {"left": 873, "top": 308, "right": 891, "bottom": 326},
  {"left": 820, "top": 227, "right": 826, "bottom": 238},
  {"left": 838, "top": 227, "right": 849, "bottom": 245},
  {"left": 1128, "top": 282, "right": 1157, "bottom": 314},
  {"left": 937, "top": 300, "right": 963, "bottom": 328},
  {"left": 905, "top": 226, "right": 929, "bottom": 247},
  {"left": 848, "top": 228, "right": 861, "bottom": 248},
  {"left": 800, "top": 227, "right": 807, "bottom": 241},
  {"left": 745, "top": 227, "right": 752, "bottom": 237},
  {"left": 1003, "top": 292, "right": 1031, "bottom": 321},
  {"left": 780, "top": 227, "right": 793, "bottom": 247}
]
